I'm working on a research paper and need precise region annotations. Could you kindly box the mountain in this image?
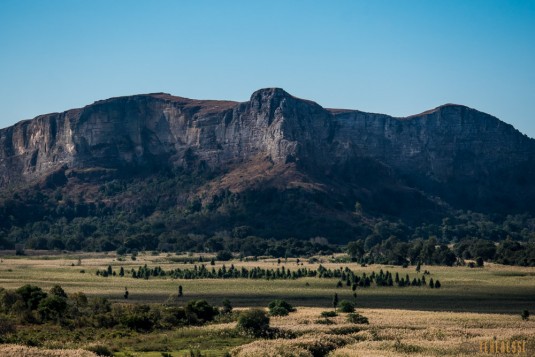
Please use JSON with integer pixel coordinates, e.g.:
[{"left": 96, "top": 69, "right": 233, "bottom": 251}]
[{"left": 1, "top": 88, "right": 534, "bottom": 248}]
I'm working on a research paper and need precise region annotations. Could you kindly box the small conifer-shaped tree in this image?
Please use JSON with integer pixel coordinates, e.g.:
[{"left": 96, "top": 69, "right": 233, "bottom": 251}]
[{"left": 521, "top": 310, "right": 530, "bottom": 321}]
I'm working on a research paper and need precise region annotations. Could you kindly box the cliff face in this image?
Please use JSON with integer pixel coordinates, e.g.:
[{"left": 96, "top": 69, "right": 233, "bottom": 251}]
[{"left": 1, "top": 88, "right": 534, "bottom": 214}]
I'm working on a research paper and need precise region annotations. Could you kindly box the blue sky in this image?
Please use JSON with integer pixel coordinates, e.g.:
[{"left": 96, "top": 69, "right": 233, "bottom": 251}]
[{"left": 1, "top": 0, "right": 534, "bottom": 137}]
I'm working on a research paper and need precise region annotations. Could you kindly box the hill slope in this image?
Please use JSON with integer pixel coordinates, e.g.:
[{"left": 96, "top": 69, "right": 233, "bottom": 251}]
[{"left": 1, "top": 88, "right": 534, "bottom": 249}]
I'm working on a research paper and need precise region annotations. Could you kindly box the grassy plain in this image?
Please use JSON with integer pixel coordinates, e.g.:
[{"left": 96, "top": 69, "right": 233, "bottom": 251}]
[
  {"left": 1, "top": 251, "right": 534, "bottom": 313},
  {"left": 1, "top": 251, "right": 535, "bottom": 356}
]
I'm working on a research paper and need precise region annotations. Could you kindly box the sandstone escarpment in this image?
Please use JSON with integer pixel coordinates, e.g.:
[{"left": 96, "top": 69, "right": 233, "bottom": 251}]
[{"left": 1, "top": 88, "right": 534, "bottom": 213}]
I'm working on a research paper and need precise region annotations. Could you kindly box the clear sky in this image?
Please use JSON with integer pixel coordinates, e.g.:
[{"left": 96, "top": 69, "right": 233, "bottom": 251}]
[{"left": 1, "top": 0, "right": 534, "bottom": 137}]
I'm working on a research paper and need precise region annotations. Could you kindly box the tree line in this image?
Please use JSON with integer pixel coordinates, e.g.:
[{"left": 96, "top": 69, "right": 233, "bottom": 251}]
[{"left": 95, "top": 264, "right": 442, "bottom": 289}]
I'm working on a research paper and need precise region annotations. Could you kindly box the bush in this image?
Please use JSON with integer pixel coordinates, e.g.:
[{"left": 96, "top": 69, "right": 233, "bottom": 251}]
[
  {"left": 221, "top": 299, "right": 233, "bottom": 314},
  {"left": 476, "top": 257, "right": 484, "bottom": 267},
  {"left": 237, "top": 309, "right": 270, "bottom": 336},
  {"left": 15, "top": 285, "right": 47, "bottom": 310},
  {"left": 337, "top": 300, "right": 355, "bottom": 313},
  {"left": 37, "top": 295, "right": 67, "bottom": 321},
  {"left": 268, "top": 299, "right": 295, "bottom": 316},
  {"left": 49, "top": 285, "right": 67, "bottom": 299},
  {"left": 347, "top": 313, "right": 369, "bottom": 324},
  {"left": 185, "top": 299, "right": 218, "bottom": 323},
  {"left": 85, "top": 344, "right": 113, "bottom": 356},
  {"left": 0, "top": 314, "right": 16, "bottom": 337},
  {"left": 119, "top": 306, "right": 154, "bottom": 331},
  {"left": 316, "top": 318, "right": 335, "bottom": 325},
  {"left": 269, "top": 306, "right": 290, "bottom": 316},
  {"left": 321, "top": 311, "right": 338, "bottom": 317},
  {"left": 216, "top": 250, "right": 233, "bottom": 261}
]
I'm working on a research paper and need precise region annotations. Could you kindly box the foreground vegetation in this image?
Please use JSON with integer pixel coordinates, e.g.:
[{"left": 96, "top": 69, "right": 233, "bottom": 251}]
[
  {"left": 1, "top": 305, "right": 534, "bottom": 356},
  {"left": 1, "top": 252, "right": 534, "bottom": 356}
]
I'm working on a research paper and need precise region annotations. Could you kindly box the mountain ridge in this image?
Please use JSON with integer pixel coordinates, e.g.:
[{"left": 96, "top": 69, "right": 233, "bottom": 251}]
[{"left": 1, "top": 88, "right": 534, "bottom": 245}]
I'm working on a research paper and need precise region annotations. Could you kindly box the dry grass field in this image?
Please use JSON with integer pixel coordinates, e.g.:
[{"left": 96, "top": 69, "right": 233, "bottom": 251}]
[
  {"left": 1, "top": 251, "right": 535, "bottom": 356},
  {"left": 258, "top": 308, "right": 535, "bottom": 357}
]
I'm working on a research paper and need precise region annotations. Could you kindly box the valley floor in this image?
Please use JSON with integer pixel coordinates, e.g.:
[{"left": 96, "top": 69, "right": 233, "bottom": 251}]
[{"left": 0, "top": 252, "right": 534, "bottom": 356}]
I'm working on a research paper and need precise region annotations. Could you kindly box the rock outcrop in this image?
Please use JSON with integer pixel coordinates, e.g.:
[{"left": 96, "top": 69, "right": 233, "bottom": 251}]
[{"left": 1, "top": 88, "right": 534, "bottom": 214}]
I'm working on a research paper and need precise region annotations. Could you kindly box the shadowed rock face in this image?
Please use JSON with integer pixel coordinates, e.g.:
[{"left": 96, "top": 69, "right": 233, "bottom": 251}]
[{"left": 1, "top": 88, "right": 534, "bottom": 214}]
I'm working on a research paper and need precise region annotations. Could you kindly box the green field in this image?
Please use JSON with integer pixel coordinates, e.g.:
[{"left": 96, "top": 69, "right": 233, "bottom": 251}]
[
  {"left": 1, "top": 251, "right": 535, "bottom": 356},
  {"left": 1, "top": 252, "right": 534, "bottom": 313}
]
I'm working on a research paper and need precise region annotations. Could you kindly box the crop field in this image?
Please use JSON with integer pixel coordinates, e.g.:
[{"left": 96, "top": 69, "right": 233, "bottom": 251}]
[{"left": 1, "top": 251, "right": 535, "bottom": 356}]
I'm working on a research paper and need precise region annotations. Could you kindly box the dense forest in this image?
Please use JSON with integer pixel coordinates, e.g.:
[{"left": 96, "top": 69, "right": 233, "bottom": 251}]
[{"left": 1, "top": 169, "right": 534, "bottom": 266}]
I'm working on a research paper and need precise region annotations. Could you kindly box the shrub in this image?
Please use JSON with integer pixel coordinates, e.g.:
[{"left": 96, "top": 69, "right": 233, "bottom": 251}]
[
  {"left": 316, "top": 318, "right": 335, "bottom": 325},
  {"left": 0, "top": 314, "right": 16, "bottom": 337},
  {"left": 0, "top": 290, "right": 23, "bottom": 312},
  {"left": 269, "top": 306, "right": 290, "bottom": 316},
  {"left": 221, "top": 299, "right": 233, "bottom": 314},
  {"left": 476, "top": 257, "right": 484, "bottom": 267},
  {"left": 119, "top": 308, "right": 154, "bottom": 331},
  {"left": 216, "top": 250, "right": 233, "bottom": 261},
  {"left": 237, "top": 309, "right": 270, "bottom": 336},
  {"left": 37, "top": 295, "right": 67, "bottom": 321},
  {"left": 49, "top": 285, "right": 67, "bottom": 299},
  {"left": 321, "top": 311, "right": 337, "bottom": 317},
  {"left": 337, "top": 300, "right": 355, "bottom": 313},
  {"left": 347, "top": 313, "right": 369, "bottom": 324},
  {"left": 328, "top": 326, "right": 360, "bottom": 335},
  {"left": 185, "top": 300, "right": 218, "bottom": 323},
  {"left": 15, "top": 285, "right": 47, "bottom": 310},
  {"left": 268, "top": 299, "right": 295, "bottom": 316},
  {"left": 85, "top": 344, "right": 113, "bottom": 356}
]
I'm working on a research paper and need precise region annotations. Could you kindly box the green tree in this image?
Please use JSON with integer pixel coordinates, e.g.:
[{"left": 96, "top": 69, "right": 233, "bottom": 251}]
[
  {"left": 347, "top": 240, "right": 364, "bottom": 261},
  {"left": 237, "top": 309, "right": 270, "bottom": 336},
  {"left": 338, "top": 300, "right": 355, "bottom": 313},
  {"left": 476, "top": 257, "right": 484, "bottom": 267},
  {"left": 38, "top": 295, "right": 67, "bottom": 321},
  {"left": 333, "top": 293, "right": 339, "bottom": 311},
  {"left": 268, "top": 299, "right": 295, "bottom": 316},
  {"left": 16, "top": 285, "right": 47, "bottom": 310},
  {"left": 185, "top": 300, "right": 217, "bottom": 322},
  {"left": 221, "top": 299, "right": 232, "bottom": 314},
  {"left": 216, "top": 250, "right": 233, "bottom": 261},
  {"left": 521, "top": 310, "right": 530, "bottom": 321},
  {"left": 49, "top": 285, "right": 67, "bottom": 299}
]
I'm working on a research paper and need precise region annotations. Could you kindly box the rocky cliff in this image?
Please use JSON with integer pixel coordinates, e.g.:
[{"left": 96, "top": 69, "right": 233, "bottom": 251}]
[{"left": 1, "top": 88, "right": 534, "bottom": 216}]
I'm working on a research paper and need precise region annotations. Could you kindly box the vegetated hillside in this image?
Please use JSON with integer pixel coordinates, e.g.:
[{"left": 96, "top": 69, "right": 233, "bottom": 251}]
[{"left": 0, "top": 88, "right": 534, "bottom": 253}]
